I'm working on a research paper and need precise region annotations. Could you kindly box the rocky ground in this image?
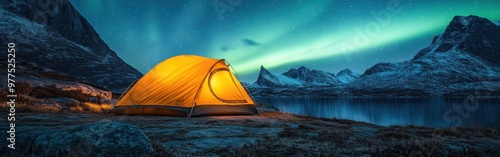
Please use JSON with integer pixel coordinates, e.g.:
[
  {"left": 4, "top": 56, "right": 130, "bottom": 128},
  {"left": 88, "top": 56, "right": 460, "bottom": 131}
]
[{"left": 1, "top": 108, "right": 499, "bottom": 156}]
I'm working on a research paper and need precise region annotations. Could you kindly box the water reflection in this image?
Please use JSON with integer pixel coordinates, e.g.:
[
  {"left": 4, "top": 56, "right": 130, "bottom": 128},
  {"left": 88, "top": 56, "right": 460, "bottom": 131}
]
[{"left": 256, "top": 97, "right": 500, "bottom": 129}]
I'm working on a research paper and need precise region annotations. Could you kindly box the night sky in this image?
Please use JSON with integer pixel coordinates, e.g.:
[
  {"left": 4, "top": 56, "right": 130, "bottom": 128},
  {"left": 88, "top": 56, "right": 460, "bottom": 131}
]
[{"left": 69, "top": 0, "right": 500, "bottom": 82}]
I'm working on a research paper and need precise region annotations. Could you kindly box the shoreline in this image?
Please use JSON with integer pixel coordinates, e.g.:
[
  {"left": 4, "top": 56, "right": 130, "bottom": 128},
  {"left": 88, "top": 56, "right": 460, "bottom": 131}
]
[{"left": 251, "top": 95, "right": 500, "bottom": 99}]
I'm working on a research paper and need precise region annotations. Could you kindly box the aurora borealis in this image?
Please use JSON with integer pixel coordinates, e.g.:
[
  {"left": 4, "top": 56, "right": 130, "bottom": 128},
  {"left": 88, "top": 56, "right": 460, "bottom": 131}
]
[{"left": 70, "top": 0, "right": 500, "bottom": 82}]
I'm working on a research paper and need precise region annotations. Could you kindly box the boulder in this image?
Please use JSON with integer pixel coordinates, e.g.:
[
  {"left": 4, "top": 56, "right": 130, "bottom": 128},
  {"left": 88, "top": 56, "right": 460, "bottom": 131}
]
[{"left": 32, "top": 122, "right": 153, "bottom": 157}]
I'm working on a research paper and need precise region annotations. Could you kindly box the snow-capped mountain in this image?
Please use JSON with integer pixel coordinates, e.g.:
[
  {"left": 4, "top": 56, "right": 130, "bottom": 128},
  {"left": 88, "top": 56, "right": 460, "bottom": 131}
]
[
  {"left": 250, "top": 15, "right": 500, "bottom": 97},
  {"left": 0, "top": 0, "right": 142, "bottom": 92},
  {"left": 251, "top": 66, "right": 359, "bottom": 88},
  {"left": 349, "top": 15, "right": 500, "bottom": 96}
]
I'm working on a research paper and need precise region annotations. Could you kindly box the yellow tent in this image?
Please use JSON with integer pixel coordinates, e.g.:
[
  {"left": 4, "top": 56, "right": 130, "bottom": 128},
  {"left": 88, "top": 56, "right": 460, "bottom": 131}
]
[{"left": 108, "top": 55, "right": 258, "bottom": 117}]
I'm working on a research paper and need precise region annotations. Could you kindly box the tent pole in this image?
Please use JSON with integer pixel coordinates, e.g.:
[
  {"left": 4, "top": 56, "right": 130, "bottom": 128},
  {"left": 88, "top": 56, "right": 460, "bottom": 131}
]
[
  {"left": 188, "top": 103, "right": 196, "bottom": 118},
  {"left": 227, "top": 62, "right": 257, "bottom": 102},
  {"left": 227, "top": 62, "right": 261, "bottom": 114},
  {"left": 106, "top": 80, "right": 137, "bottom": 114}
]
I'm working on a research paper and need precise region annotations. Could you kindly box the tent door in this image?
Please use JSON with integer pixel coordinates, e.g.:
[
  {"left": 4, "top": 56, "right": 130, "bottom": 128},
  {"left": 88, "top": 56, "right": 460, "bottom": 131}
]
[{"left": 208, "top": 68, "right": 247, "bottom": 103}]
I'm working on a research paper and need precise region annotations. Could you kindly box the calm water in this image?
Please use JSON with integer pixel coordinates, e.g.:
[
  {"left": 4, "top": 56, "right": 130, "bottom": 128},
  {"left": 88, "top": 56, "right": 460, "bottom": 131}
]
[{"left": 256, "top": 97, "right": 500, "bottom": 129}]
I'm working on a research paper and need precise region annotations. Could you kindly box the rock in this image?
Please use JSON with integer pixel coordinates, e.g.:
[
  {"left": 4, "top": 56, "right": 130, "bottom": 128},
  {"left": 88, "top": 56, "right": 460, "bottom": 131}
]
[
  {"left": 255, "top": 100, "right": 279, "bottom": 112},
  {"left": 18, "top": 77, "right": 113, "bottom": 99},
  {"left": 32, "top": 122, "right": 154, "bottom": 157}
]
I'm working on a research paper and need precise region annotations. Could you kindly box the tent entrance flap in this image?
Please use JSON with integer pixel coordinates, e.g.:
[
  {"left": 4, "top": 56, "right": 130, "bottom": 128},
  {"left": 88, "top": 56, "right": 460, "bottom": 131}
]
[{"left": 208, "top": 68, "right": 247, "bottom": 103}]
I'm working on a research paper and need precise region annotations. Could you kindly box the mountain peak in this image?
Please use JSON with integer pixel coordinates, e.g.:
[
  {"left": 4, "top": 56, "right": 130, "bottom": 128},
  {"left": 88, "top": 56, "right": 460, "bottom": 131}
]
[
  {"left": 450, "top": 15, "right": 477, "bottom": 26},
  {"left": 259, "top": 65, "right": 273, "bottom": 76},
  {"left": 413, "top": 15, "right": 500, "bottom": 65},
  {"left": 252, "top": 66, "right": 302, "bottom": 88},
  {"left": 298, "top": 66, "right": 309, "bottom": 70},
  {"left": 253, "top": 66, "right": 279, "bottom": 87},
  {"left": 337, "top": 69, "right": 352, "bottom": 75},
  {"left": 443, "top": 15, "right": 493, "bottom": 37}
]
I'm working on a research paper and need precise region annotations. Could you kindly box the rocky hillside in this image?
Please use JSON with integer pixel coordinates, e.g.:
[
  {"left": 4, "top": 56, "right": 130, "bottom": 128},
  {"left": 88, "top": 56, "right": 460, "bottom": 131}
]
[{"left": 0, "top": 0, "right": 142, "bottom": 92}]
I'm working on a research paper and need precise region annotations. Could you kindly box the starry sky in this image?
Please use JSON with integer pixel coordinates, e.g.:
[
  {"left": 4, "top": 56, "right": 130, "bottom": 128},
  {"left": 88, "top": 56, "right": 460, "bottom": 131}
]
[{"left": 69, "top": 0, "right": 500, "bottom": 83}]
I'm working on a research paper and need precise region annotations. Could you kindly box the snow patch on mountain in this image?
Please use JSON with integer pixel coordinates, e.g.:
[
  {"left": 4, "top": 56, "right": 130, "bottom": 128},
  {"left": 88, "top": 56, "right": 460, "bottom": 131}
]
[
  {"left": 458, "top": 16, "right": 470, "bottom": 26},
  {"left": 337, "top": 69, "right": 360, "bottom": 84},
  {"left": 275, "top": 74, "right": 303, "bottom": 86},
  {"left": 282, "top": 66, "right": 340, "bottom": 85},
  {"left": 70, "top": 40, "right": 92, "bottom": 53}
]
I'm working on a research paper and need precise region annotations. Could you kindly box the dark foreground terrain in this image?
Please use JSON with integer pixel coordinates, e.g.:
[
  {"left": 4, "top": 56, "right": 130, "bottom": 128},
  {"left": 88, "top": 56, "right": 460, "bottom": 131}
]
[{"left": 1, "top": 110, "right": 499, "bottom": 156}]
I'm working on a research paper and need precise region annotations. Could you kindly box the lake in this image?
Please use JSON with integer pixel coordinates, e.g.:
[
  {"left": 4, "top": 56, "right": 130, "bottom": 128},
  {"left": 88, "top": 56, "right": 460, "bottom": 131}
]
[{"left": 255, "top": 97, "right": 500, "bottom": 129}]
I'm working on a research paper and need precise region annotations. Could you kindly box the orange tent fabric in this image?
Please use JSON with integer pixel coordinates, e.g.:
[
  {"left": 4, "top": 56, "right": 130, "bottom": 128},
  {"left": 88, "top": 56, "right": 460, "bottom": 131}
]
[{"left": 109, "top": 55, "right": 257, "bottom": 117}]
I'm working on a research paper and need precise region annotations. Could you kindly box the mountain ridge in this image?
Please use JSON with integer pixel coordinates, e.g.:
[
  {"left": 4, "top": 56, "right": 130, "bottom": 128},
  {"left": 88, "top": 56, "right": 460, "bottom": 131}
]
[{"left": 251, "top": 66, "right": 359, "bottom": 88}]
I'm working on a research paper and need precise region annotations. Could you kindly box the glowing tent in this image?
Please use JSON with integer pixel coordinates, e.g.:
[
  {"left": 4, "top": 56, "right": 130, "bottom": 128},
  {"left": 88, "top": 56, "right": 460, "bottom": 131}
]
[{"left": 108, "top": 55, "right": 258, "bottom": 117}]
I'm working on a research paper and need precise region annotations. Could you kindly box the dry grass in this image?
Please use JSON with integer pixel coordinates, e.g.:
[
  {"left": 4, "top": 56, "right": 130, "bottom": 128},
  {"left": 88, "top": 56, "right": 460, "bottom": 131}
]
[
  {"left": 0, "top": 101, "right": 113, "bottom": 114},
  {"left": 80, "top": 102, "right": 112, "bottom": 113},
  {"left": 65, "top": 102, "right": 113, "bottom": 114},
  {"left": 0, "top": 85, "right": 113, "bottom": 114}
]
